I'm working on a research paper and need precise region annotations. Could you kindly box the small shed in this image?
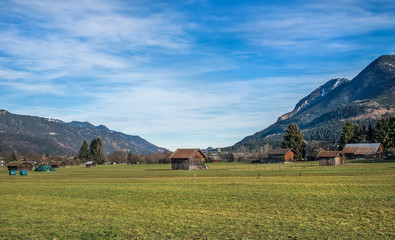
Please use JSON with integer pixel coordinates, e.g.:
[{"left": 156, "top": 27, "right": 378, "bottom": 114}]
[
  {"left": 341, "top": 143, "right": 383, "bottom": 160},
  {"left": 6, "top": 161, "right": 34, "bottom": 171},
  {"left": 169, "top": 148, "right": 206, "bottom": 170},
  {"left": 85, "top": 161, "right": 97, "bottom": 168},
  {"left": 318, "top": 151, "right": 345, "bottom": 166},
  {"left": 266, "top": 148, "right": 296, "bottom": 162}
]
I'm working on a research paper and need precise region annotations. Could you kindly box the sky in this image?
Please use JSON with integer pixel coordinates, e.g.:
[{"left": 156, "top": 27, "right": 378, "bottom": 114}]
[{"left": 0, "top": 0, "right": 394, "bottom": 151}]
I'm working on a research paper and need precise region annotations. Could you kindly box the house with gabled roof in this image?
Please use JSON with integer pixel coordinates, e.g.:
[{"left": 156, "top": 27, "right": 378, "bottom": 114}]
[
  {"left": 7, "top": 161, "right": 34, "bottom": 171},
  {"left": 266, "top": 148, "right": 297, "bottom": 162},
  {"left": 318, "top": 151, "right": 345, "bottom": 166},
  {"left": 169, "top": 148, "right": 206, "bottom": 170},
  {"left": 341, "top": 143, "right": 383, "bottom": 160}
]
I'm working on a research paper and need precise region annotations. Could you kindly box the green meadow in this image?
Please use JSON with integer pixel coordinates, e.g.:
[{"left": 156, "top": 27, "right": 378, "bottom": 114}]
[{"left": 1, "top": 162, "right": 394, "bottom": 239}]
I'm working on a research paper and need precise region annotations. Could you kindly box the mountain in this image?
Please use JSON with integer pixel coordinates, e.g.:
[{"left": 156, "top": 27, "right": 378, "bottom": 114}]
[
  {"left": 0, "top": 111, "right": 165, "bottom": 155},
  {"left": 278, "top": 78, "right": 350, "bottom": 121},
  {"left": 230, "top": 55, "right": 395, "bottom": 151}
]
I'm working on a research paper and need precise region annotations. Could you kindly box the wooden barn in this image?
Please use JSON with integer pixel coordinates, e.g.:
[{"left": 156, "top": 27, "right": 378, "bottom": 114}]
[
  {"left": 169, "top": 148, "right": 206, "bottom": 170},
  {"left": 341, "top": 143, "right": 383, "bottom": 160},
  {"left": 50, "top": 160, "right": 66, "bottom": 168},
  {"left": 266, "top": 148, "right": 296, "bottom": 162},
  {"left": 85, "top": 161, "right": 97, "bottom": 168},
  {"left": 318, "top": 151, "right": 345, "bottom": 166},
  {"left": 7, "top": 161, "right": 34, "bottom": 171}
]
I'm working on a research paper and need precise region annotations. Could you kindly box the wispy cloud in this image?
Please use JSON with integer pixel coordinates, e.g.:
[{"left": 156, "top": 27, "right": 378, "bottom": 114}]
[{"left": 232, "top": 0, "right": 395, "bottom": 53}]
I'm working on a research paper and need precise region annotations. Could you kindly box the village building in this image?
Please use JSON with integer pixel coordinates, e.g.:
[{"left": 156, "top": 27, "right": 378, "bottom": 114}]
[
  {"left": 318, "top": 151, "right": 345, "bottom": 166},
  {"left": 208, "top": 155, "right": 225, "bottom": 163},
  {"left": 266, "top": 148, "right": 296, "bottom": 162},
  {"left": 341, "top": 143, "right": 383, "bottom": 160},
  {"left": 85, "top": 161, "right": 97, "bottom": 168},
  {"left": 50, "top": 160, "right": 66, "bottom": 168},
  {"left": 169, "top": 148, "right": 206, "bottom": 170},
  {"left": 232, "top": 152, "right": 254, "bottom": 162},
  {"left": 6, "top": 161, "right": 34, "bottom": 171}
]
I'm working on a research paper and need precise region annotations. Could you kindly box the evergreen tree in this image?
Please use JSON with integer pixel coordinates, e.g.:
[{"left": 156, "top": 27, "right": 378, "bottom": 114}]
[
  {"left": 339, "top": 121, "right": 354, "bottom": 150},
  {"left": 360, "top": 122, "right": 368, "bottom": 142},
  {"left": 78, "top": 140, "right": 89, "bottom": 161},
  {"left": 11, "top": 151, "right": 19, "bottom": 162},
  {"left": 367, "top": 123, "right": 375, "bottom": 143},
  {"left": 89, "top": 137, "right": 105, "bottom": 164},
  {"left": 281, "top": 123, "right": 305, "bottom": 159},
  {"left": 350, "top": 123, "right": 361, "bottom": 143},
  {"left": 374, "top": 117, "right": 395, "bottom": 154}
]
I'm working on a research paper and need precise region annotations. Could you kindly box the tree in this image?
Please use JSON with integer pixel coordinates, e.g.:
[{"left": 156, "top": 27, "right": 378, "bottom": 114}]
[
  {"left": 109, "top": 151, "right": 127, "bottom": 164},
  {"left": 367, "top": 123, "right": 375, "bottom": 143},
  {"left": 10, "top": 151, "right": 19, "bottom": 162},
  {"left": 374, "top": 117, "right": 395, "bottom": 154},
  {"left": 78, "top": 140, "right": 89, "bottom": 161},
  {"left": 89, "top": 137, "right": 105, "bottom": 164},
  {"left": 127, "top": 153, "right": 141, "bottom": 164},
  {"left": 338, "top": 121, "right": 354, "bottom": 150},
  {"left": 282, "top": 123, "right": 305, "bottom": 160}
]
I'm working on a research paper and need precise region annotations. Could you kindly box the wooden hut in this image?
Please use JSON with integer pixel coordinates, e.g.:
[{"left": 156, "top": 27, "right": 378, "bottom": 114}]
[
  {"left": 85, "top": 161, "right": 97, "bottom": 168},
  {"left": 50, "top": 160, "right": 66, "bottom": 168},
  {"left": 7, "top": 161, "right": 34, "bottom": 171},
  {"left": 318, "top": 151, "right": 345, "bottom": 166},
  {"left": 266, "top": 148, "right": 296, "bottom": 162},
  {"left": 341, "top": 143, "right": 383, "bottom": 160},
  {"left": 169, "top": 148, "right": 206, "bottom": 170}
]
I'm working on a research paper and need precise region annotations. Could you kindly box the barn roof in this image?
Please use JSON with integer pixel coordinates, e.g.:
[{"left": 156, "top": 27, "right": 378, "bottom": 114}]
[
  {"left": 169, "top": 148, "right": 204, "bottom": 159},
  {"left": 267, "top": 148, "right": 296, "bottom": 155},
  {"left": 7, "top": 161, "right": 33, "bottom": 167},
  {"left": 317, "top": 151, "right": 341, "bottom": 158},
  {"left": 342, "top": 143, "right": 382, "bottom": 155}
]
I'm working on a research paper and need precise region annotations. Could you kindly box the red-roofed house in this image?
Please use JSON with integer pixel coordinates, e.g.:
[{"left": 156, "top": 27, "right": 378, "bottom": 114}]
[{"left": 169, "top": 148, "right": 206, "bottom": 170}]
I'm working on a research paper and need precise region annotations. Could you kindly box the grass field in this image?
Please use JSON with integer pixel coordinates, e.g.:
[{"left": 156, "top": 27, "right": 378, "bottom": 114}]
[{"left": 1, "top": 161, "right": 394, "bottom": 239}]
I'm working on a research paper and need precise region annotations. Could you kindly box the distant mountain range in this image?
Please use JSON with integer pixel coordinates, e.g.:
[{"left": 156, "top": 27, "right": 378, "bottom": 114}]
[
  {"left": 0, "top": 111, "right": 165, "bottom": 155},
  {"left": 230, "top": 54, "right": 395, "bottom": 151}
]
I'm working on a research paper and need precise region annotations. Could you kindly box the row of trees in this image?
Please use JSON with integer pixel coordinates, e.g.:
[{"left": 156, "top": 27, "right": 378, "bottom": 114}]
[{"left": 338, "top": 117, "right": 395, "bottom": 153}]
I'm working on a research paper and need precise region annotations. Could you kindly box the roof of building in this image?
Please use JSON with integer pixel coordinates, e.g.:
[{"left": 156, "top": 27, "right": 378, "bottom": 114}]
[
  {"left": 267, "top": 148, "right": 296, "bottom": 155},
  {"left": 317, "top": 151, "right": 342, "bottom": 158},
  {"left": 7, "top": 161, "right": 33, "bottom": 167},
  {"left": 169, "top": 148, "right": 205, "bottom": 159},
  {"left": 342, "top": 143, "right": 382, "bottom": 155}
]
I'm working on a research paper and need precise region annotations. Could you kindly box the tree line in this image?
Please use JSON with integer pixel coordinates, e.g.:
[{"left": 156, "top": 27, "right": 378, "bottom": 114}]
[
  {"left": 277, "top": 116, "right": 394, "bottom": 160},
  {"left": 338, "top": 116, "right": 395, "bottom": 154},
  {"left": 77, "top": 137, "right": 172, "bottom": 164}
]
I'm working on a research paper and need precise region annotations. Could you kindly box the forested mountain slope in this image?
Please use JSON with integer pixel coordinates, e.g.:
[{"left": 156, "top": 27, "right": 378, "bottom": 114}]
[{"left": 230, "top": 55, "right": 395, "bottom": 151}]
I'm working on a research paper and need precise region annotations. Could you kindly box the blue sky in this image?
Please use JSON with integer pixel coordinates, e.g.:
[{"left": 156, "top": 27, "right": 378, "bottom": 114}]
[{"left": 0, "top": 0, "right": 394, "bottom": 151}]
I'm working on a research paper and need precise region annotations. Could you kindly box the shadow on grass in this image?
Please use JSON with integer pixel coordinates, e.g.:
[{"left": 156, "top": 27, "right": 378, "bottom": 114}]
[
  {"left": 144, "top": 169, "right": 172, "bottom": 171},
  {"left": 346, "top": 158, "right": 395, "bottom": 163}
]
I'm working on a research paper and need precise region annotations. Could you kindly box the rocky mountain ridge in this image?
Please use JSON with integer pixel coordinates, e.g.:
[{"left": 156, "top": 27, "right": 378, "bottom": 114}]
[{"left": 278, "top": 78, "right": 349, "bottom": 121}]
